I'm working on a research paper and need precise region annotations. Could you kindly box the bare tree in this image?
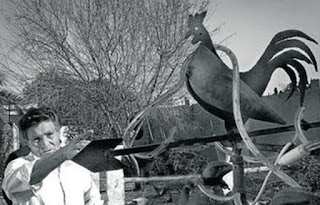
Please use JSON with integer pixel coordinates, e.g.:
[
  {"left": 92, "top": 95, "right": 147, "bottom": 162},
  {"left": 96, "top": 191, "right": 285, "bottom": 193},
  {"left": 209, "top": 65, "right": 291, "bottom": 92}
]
[
  {"left": 2, "top": 0, "right": 209, "bottom": 137},
  {"left": 0, "top": 73, "right": 22, "bottom": 181}
]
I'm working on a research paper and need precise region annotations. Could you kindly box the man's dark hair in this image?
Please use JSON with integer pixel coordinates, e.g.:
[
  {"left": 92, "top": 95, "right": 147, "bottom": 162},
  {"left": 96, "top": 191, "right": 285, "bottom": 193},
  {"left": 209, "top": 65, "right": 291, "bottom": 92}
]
[{"left": 18, "top": 107, "right": 61, "bottom": 140}]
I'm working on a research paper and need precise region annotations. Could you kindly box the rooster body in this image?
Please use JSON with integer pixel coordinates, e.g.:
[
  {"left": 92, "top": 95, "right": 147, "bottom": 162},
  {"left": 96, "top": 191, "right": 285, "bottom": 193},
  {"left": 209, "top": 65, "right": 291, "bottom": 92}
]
[
  {"left": 187, "top": 45, "right": 286, "bottom": 127},
  {"left": 185, "top": 11, "right": 318, "bottom": 132}
]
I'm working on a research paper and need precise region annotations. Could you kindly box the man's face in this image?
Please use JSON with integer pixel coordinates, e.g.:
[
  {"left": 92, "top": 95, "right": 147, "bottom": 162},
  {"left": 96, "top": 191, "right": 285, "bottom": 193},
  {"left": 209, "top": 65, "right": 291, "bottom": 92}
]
[{"left": 26, "top": 120, "right": 61, "bottom": 157}]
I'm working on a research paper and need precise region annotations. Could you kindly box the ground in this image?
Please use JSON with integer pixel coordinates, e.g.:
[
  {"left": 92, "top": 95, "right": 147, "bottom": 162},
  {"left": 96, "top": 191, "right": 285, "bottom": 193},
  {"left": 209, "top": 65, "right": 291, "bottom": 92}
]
[{"left": 1, "top": 153, "right": 320, "bottom": 204}]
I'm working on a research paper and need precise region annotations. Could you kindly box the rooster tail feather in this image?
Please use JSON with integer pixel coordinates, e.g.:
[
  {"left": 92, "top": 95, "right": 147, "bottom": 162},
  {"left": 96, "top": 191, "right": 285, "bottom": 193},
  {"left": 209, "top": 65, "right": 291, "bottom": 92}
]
[
  {"left": 243, "top": 30, "right": 317, "bottom": 97},
  {"left": 287, "top": 60, "right": 308, "bottom": 106},
  {"left": 281, "top": 65, "right": 298, "bottom": 101},
  {"left": 270, "top": 51, "right": 310, "bottom": 105},
  {"left": 274, "top": 39, "right": 317, "bottom": 71},
  {"left": 271, "top": 29, "right": 318, "bottom": 45},
  {"left": 270, "top": 50, "right": 312, "bottom": 65}
]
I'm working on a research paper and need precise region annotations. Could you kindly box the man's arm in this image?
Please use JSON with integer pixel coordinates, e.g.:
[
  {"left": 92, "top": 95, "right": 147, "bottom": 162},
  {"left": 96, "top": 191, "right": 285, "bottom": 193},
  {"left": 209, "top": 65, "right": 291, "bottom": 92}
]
[
  {"left": 2, "top": 131, "right": 93, "bottom": 202},
  {"left": 30, "top": 130, "right": 92, "bottom": 185},
  {"left": 29, "top": 145, "right": 70, "bottom": 185},
  {"left": 2, "top": 158, "right": 36, "bottom": 203}
]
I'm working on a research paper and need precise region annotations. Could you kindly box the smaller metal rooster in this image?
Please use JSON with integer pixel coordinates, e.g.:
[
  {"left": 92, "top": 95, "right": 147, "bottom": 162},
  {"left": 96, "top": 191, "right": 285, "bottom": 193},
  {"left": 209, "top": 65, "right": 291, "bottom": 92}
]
[{"left": 176, "top": 161, "right": 233, "bottom": 205}]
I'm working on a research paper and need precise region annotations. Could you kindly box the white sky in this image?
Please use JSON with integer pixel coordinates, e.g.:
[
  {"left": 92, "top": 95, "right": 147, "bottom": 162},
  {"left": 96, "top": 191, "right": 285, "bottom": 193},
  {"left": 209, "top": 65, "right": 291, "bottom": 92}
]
[
  {"left": 205, "top": 0, "right": 320, "bottom": 94},
  {"left": 1, "top": 0, "right": 320, "bottom": 94}
]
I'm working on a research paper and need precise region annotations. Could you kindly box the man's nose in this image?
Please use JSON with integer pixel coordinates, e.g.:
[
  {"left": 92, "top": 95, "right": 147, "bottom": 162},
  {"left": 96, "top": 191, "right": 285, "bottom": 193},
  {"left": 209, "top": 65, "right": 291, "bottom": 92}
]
[{"left": 40, "top": 136, "right": 51, "bottom": 148}]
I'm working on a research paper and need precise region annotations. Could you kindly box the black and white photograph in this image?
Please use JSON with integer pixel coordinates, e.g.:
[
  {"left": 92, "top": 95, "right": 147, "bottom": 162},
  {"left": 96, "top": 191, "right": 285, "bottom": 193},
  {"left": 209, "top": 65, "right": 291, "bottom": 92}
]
[{"left": 0, "top": 0, "right": 320, "bottom": 204}]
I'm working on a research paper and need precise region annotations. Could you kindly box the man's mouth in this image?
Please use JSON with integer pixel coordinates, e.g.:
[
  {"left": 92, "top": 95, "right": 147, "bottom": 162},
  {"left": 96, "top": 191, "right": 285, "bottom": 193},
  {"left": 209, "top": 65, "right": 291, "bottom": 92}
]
[{"left": 43, "top": 149, "right": 53, "bottom": 155}]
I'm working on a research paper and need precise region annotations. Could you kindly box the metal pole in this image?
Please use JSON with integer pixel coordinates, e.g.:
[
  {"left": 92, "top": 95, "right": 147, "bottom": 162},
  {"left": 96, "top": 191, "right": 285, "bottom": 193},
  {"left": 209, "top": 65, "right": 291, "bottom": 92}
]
[
  {"left": 231, "top": 145, "right": 248, "bottom": 205},
  {"left": 111, "top": 121, "right": 320, "bottom": 156}
]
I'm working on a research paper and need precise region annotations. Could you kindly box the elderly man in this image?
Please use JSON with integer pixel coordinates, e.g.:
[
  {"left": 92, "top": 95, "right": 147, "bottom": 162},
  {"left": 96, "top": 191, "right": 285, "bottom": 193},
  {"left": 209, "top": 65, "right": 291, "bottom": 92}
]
[{"left": 2, "top": 107, "right": 103, "bottom": 205}]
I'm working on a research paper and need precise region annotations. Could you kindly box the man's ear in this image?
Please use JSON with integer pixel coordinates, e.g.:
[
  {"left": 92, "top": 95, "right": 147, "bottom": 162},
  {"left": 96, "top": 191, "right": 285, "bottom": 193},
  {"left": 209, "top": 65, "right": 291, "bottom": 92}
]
[
  {"left": 59, "top": 126, "right": 69, "bottom": 147},
  {"left": 59, "top": 126, "right": 67, "bottom": 147},
  {"left": 19, "top": 132, "right": 29, "bottom": 147},
  {"left": 25, "top": 138, "right": 32, "bottom": 150},
  {"left": 59, "top": 126, "right": 67, "bottom": 137}
]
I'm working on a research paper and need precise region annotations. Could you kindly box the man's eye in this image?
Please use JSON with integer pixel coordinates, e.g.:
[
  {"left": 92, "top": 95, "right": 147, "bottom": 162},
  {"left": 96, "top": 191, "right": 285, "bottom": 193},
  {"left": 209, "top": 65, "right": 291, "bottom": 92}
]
[
  {"left": 33, "top": 138, "right": 40, "bottom": 143},
  {"left": 47, "top": 133, "right": 54, "bottom": 138}
]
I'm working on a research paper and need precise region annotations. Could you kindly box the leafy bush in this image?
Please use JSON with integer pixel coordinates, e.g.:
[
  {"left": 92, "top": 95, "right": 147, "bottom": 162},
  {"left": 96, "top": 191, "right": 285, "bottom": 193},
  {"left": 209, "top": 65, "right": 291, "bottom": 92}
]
[
  {"left": 245, "top": 155, "right": 320, "bottom": 202},
  {"left": 148, "top": 148, "right": 207, "bottom": 176}
]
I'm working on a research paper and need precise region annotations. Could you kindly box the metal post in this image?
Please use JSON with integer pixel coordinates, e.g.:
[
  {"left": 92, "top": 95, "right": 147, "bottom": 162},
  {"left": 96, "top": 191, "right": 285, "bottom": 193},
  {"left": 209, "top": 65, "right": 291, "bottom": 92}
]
[{"left": 231, "top": 145, "right": 248, "bottom": 205}]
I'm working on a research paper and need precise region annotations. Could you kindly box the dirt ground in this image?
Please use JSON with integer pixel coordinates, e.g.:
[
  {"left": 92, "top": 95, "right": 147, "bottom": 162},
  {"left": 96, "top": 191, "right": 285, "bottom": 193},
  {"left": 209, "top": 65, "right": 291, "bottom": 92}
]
[
  {"left": 124, "top": 184, "right": 179, "bottom": 205},
  {"left": 0, "top": 184, "right": 179, "bottom": 205}
]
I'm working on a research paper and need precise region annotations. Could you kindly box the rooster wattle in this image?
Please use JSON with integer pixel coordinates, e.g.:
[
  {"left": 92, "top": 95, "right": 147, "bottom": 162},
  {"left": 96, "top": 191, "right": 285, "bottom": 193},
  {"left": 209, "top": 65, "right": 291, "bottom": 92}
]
[{"left": 185, "top": 11, "right": 318, "bottom": 133}]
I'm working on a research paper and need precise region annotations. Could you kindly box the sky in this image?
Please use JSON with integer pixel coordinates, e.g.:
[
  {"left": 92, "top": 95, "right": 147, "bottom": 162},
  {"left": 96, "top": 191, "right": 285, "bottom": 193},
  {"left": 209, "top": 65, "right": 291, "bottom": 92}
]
[
  {"left": 0, "top": 0, "right": 320, "bottom": 94},
  {"left": 205, "top": 0, "right": 320, "bottom": 94}
]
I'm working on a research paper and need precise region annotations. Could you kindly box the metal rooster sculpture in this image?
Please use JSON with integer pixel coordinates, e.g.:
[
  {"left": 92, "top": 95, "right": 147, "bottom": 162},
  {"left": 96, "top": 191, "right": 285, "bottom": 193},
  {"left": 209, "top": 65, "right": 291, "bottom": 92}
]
[
  {"left": 176, "top": 161, "right": 233, "bottom": 205},
  {"left": 185, "top": 11, "right": 318, "bottom": 133}
]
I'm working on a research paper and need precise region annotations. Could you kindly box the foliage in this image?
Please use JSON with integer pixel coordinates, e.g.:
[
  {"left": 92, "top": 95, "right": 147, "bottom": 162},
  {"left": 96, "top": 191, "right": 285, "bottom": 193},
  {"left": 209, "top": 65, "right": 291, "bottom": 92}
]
[
  {"left": 245, "top": 155, "right": 320, "bottom": 202},
  {"left": 2, "top": 0, "right": 210, "bottom": 137},
  {"left": 148, "top": 148, "right": 207, "bottom": 176},
  {"left": 0, "top": 123, "right": 17, "bottom": 179},
  {"left": 21, "top": 70, "right": 131, "bottom": 137},
  {"left": 285, "top": 155, "right": 320, "bottom": 195}
]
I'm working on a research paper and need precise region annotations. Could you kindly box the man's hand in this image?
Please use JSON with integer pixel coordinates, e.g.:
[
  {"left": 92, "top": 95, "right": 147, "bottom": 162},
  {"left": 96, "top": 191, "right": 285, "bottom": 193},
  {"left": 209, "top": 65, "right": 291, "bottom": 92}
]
[
  {"left": 30, "top": 129, "right": 94, "bottom": 186},
  {"left": 63, "top": 130, "right": 93, "bottom": 160}
]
